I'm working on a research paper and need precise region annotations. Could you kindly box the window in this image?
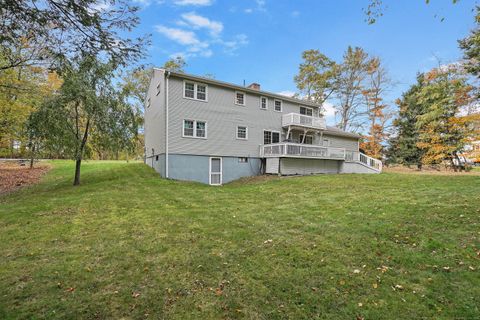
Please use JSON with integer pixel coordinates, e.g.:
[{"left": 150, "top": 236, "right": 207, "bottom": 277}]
[
  {"left": 155, "top": 155, "right": 159, "bottom": 161},
  {"left": 264, "top": 130, "right": 280, "bottom": 144},
  {"left": 184, "top": 82, "right": 195, "bottom": 98},
  {"left": 184, "top": 81, "right": 207, "bottom": 101},
  {"left": 299, "top": 134, "right": 313, "bottom": 144},
  {"left": 300, "top": 106, "right": 313, "bottom": 116},
  {"left": 197, "top": 84, "right": 207, "bottom": 100},
  {"left": 183, "top": 119, "right": 207, "bottom": 138},
  {"left": 274, "top": 99, "right": 282, "bottom": 112},
  {"left": 260, "top": 96, "right": 268, "bottom": 110},
  {"left": 156, "top": 83, "right": 161, "bottom": 96},
  {"left": 146, "top": 97, "right": 151, "bottom": 108},
  {"left": 323, "top": 138, "right": 330, "bottom": 147},
  {"left": 237, "top": 126, "right": 248, "bottom": 139},
  {"left": 235, "top": 91, "right": 245, "bottom": 106},
  {"left": 238, "top": 157, "right": 248, "bottom": 163}
]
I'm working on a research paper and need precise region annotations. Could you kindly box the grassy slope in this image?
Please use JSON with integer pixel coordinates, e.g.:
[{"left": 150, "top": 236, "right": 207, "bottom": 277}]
[{"left": 0, "top": 161, "right": 479, "bottom": 319}]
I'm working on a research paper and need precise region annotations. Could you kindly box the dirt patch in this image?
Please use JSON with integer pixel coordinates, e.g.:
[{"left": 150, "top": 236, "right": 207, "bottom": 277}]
[{"left": 0, "top": 161, "right": 51, "bottom": 195}]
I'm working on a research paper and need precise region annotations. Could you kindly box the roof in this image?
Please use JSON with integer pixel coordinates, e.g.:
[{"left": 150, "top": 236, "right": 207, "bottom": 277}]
[
  {"left": 324, "top": 126, "right": 361, "bottom": 139},
  {"left": 157, "top": 68, "right": 321, "bottom": 108}
]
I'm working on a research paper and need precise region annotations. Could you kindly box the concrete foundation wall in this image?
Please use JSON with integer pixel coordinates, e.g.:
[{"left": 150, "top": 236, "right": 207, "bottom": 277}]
[
  {"left": 280, "top": 158, "right": 340, "bottom": 175},
  {"left": 340, "top": 162, "right": 380, "bottom": 174}
]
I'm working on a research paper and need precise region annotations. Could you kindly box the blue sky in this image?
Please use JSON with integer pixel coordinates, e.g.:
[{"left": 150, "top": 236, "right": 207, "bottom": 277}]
[{"left": 134, "top": 0, "right": 476, "bottom": 125}]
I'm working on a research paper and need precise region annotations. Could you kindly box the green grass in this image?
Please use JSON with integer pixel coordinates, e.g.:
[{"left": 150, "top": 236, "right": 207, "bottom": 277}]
[{"left": 1, "top": 161, "right": 479, "bottom": 319}]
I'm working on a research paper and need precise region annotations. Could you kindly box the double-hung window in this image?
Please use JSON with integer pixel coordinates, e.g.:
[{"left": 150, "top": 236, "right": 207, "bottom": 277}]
[
  {"left": 264, "top": 130, "right": 280, "bottom": 144},
  {"left": 300, "top": 106, "right": 313, "bottom": 116},
  {"left": 237, "top": 126, "right": 248, "bottom": 140},
  {"left": 183, "top": 119, "right": 207, "bottom": 138},
  {"left": 235, "top": 91, "right": 245, "bottom": 106},
  {"left": 274, "top": 99, "right": 282, "bottom": 112},
  {"left": 260, "top": 96, "right": 268, "bottom": 110},
  {"left": 184, "top": 81, "right": 207, "bottom": 101}
]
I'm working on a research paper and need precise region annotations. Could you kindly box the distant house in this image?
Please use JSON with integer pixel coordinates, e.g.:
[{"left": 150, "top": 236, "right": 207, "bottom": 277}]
[{"left": 144, "top": 69, "right": 381, "bottom": 185}]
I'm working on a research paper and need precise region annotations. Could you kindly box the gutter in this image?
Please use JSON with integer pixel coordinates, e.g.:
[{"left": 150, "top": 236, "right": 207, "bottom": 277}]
[{"left": 165, "top": 71, "right": 170, "bottom": 178}]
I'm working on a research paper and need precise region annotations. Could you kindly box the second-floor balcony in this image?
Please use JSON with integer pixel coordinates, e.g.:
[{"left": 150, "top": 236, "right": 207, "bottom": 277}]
[
  {"left": 282, "top": 113, "right": 327, "bottom": 130},
  {"left": 260, "top": 142, "right": 346, "bottom": 160}
]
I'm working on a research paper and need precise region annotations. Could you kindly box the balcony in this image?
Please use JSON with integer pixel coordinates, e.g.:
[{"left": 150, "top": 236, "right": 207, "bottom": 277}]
[
  {"left": 282, "top": 113, "right": 327, "bottom": 130},
  {"left": 260, "top": 143, "right": 346, "bottom": 160}
]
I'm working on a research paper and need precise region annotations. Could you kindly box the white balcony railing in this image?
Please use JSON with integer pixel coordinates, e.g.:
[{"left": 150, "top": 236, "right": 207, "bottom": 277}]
[
  {"left": 260, "top": 143, "right": 346, "bottom": 160},
  {"left": 282, "top": 113, "right": 326, "bottom": 130}
]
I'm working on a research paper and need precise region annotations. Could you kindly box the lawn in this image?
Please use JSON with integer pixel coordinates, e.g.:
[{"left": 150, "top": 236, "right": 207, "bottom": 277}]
[{"left": 1, "top": 161, "right": 479, "bottom": 319}]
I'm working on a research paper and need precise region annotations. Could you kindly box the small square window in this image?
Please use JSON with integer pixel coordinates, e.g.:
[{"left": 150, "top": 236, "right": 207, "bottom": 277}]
[
  {"left": 260, "top": 96, "right": 268, "bottom": 109},
  {"left": 146, "top": 97, "right": 151, "bottom": 108},
  {"left": 156, "top": 83, "right": 161, "bottom": 96},
  {"left": 237, "top": 126, "right": 248, "bottom": 139},
  {"left": 238, "top": 157, "right": 248, "bottom": 163},
  {"left": 274, "top": 100, "right": 282, "bottom": 112},
  {"left": 183, "top": 120, "right": 194, "bottom": 136},
  {"left": 235, "top": 92, "right": 245, "bottom": 105}
]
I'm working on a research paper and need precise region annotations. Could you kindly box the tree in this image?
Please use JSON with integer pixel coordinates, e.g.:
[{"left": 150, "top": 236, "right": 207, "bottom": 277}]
[
  {"left": 30, "top": 55, "right": 139, "bottom": 185},
  {"left": 0, "top": 0, "right": 148, "bottom": 72},
  {"left": 459, "top": 6, "right": 479, "bottom": 97},
  {"left": 294, "top": 49, "right": 339, "bottom": 113},
  {"left": 163, "top": 56, "right": 187, "bottom": 72},
  {"left": 416, "top": 67, "right": 475, "bottom": 169},
  {"left": 335, "top": 46, "right": 372, "bottom": 131},
  {"left": 387, "top": 75, "right": 427, "bottom": 168},
  {"left": 360, "top": 57, "right": 392, "bottom": 159}
]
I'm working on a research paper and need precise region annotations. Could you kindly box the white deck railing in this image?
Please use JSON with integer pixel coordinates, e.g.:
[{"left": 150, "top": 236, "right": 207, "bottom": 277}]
[
  {"left": 345, "top": 151, "right": 383, "bottom": 172},
  {"left": 282, "top": 113, "right": 327, "bottom": 130},
  {"left": 260, "top": 143, "right": 346, "bottom": 160}
]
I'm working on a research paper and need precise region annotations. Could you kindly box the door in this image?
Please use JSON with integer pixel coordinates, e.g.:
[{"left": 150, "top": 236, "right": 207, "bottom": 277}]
[{"left": 209, "top": 157, "right": 222, "bottom": 185}]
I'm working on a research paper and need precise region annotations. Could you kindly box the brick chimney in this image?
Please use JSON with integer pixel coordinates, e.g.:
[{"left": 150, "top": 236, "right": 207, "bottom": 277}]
[{"left": 247, "top": 83, "right": 261, "bottom": 90}]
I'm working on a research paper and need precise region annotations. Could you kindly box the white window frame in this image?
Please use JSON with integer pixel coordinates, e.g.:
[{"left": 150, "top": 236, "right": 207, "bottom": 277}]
[
  {"left": 263, "top": 129, "right": 281, "bottom": 145},
  {"left": 274, "top": 99, "right": 283, "bottom": 112},
  {"left": 238, "top": 157, "right": 248, "bottom": 163},
  {"left": 236, "top": 125, "right": 248, "bottom": 140},
  {"left": 183, "top": 80, "right": 208, "bottom": 102},
  {"left": 260, "top": 96, "right": 268, "bottom": 110},
  {"left": 209, "top": 157, "right": 222, "bottom": 186},
  {"left": 235, "top": 91, "right": 246, "bottom": 106},
  {"left": 182, "top": 119, "right": 207, "bottom": 139},
  {"left": 300, "top": 106, "right": 313, "bottom": 116}
]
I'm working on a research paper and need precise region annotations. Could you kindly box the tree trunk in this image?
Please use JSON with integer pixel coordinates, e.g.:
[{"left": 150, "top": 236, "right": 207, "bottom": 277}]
[
  {"left": 29, "top": 143, "right": 35, "bottom": 169},
  {"left": 73, "top": 158, "right": 82, "bottom": 185}
]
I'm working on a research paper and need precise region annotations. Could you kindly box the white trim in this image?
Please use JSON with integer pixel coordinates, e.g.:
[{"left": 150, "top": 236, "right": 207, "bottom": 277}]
[
  {"left": 182, "top": 119, "right": 208, "bottom": 139},
  {"left": 235, "top": 91, "right": 246, "bottom": 106},
  {"left": 165, "top": 71, "right": 170, "bottom": 178},
  {"left": 236, "top": 125, "right": 248, "bottom": 140},
  {"left": 260, "top": 96, "right": 268, "bottom": 110},
  {"left": 300, "top": 106, "right": 313, "bottom": 116},
  {"left": 209, "top": 157, "right": 222, "bottom": 186},
  {"left": 274, "top": 99, "right": 283, "bottom": 112},
  {"left": 183, "top": 80, "right": 208, "bottom": 102}
]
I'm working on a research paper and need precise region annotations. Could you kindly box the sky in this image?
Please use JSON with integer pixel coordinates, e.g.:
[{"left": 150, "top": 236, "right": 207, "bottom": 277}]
[{"left": 131, "top": 0, "right": 476, "bottom": 125}]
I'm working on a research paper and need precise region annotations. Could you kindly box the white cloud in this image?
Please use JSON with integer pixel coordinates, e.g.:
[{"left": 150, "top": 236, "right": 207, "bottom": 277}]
[
  {"left": 244, "top": 0, "right": 266, "bottom": 14},
  {"left": 322, "top": 101, "right": 336, "bottom": 117},
  {"left": 219, "top": 34, "right": 248, "bottom": 54},
  {"left": 291, "top": 10, "right": 300, "bottom": 17},
  {"left": 180, "top": 12, "right": 223, "bottom": 37},
  {"left": 173, "top": 0, "right": 212, "bottom": 6},
  {"left": 156, "top": 25, "right": 203, "bottom": 46},
  {"left": 244, "top": 8, "right": 253, "bottom": 14},
  {"left": 89, "top": 1, "right": 111, "bottom": 13}
]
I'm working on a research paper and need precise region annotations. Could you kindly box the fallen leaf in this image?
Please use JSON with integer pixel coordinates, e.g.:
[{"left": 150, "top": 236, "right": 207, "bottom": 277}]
[
  {"left": 65, "top": 287, "right": 75, "bottom": 292},
  {"left": 353, "top": 269, "right": 361, "bottom": 274},
  {"left": 373, "top": 283, "right": 378, "bottom": 289},
  {"left": 132, "top": 292, "right": 141, "bottom": 298}
]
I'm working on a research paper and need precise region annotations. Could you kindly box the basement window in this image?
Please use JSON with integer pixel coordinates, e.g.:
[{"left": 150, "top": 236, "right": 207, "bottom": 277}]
[{"left": 238, "top": 157, "right": 248, "bottom": 163}]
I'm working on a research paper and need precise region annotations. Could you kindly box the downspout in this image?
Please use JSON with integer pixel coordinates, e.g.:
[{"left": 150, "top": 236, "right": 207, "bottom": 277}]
[{"left": 165, "top": 71, "right": 170, "bottom": 178}]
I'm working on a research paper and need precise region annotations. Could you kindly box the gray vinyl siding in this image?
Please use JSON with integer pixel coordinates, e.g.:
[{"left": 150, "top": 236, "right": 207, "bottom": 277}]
[
  {"left": 167, "top": 75, "right": 320, "bottom": 157},
  {"left": 144, "top": 69, "right": 166, "bottom": 158},
  {"left": 322, "top": 134, "right": 358, "bottom": 151}
]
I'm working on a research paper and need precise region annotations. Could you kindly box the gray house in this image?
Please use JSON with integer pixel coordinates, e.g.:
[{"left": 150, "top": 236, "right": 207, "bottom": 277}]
[{"left": 144, "top": 68, "right": 382, "bottom": 185}]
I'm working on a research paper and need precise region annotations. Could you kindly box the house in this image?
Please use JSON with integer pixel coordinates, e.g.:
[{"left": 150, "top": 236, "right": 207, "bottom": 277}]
[{"left": 144, "top": 68, "right": 382, "bottom": 185}]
